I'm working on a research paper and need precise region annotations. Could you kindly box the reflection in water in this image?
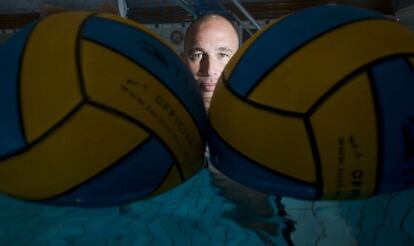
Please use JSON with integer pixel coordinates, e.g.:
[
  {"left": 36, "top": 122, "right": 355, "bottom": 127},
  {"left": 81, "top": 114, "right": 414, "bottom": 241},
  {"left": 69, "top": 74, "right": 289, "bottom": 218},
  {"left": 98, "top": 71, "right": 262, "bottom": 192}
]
[
  {"left": 209, "top": 164, "right": 302, "bottom": 245},
  {"left": 208, "top": 164, "right": 414, "bottom": 246},
  {"left": 274, "top": 196, "right": 296, "bottom": 246},
  {"left": 0, "top": 169, "right": 413, "bottom": 245}
]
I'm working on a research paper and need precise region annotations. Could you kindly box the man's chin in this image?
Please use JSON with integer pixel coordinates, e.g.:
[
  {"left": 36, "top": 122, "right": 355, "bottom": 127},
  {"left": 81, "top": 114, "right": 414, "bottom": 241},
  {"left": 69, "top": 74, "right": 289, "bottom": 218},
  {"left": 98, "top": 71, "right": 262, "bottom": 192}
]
[
  {"left": 203, "top": 92, "right": 214, "bottom": 109},
  {"left": 203, "top": 97, "right": 212, "bottom": 111}
]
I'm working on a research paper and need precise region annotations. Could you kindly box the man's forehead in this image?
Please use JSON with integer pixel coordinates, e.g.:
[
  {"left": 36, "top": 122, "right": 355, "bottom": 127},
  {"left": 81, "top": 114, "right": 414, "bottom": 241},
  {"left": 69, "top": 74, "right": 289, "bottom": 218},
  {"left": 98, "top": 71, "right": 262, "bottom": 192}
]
[
  {"left": 196, "top": 19, "right": 236, "bottom": 36},
  {"left": 188, "top": 29, "right": 238, "bottom": 49}
]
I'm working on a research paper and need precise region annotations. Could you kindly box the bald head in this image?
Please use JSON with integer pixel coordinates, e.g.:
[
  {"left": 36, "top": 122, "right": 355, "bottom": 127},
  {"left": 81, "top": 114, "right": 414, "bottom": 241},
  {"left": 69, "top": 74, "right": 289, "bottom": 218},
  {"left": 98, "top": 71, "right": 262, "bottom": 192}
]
[
  {"left": 184, "top": 15, "right": 239, "bottom": 51},
  {"left": 183, "top": 14, "right": 239, "bottom": 110}
]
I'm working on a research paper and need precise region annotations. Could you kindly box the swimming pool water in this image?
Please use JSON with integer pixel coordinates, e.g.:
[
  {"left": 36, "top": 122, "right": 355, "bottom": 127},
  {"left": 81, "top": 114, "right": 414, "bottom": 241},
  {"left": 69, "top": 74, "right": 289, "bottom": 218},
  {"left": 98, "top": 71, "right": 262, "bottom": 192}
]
[{"left": 0, "top": 169, "right": 413, "bottom": 245}]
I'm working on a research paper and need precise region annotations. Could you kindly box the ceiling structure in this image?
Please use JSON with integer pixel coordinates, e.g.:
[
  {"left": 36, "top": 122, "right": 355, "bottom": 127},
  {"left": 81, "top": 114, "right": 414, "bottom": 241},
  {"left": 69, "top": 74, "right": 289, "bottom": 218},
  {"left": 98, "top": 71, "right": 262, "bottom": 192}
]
[
  {"left": 129, "top": 0, "right": 395, "bottom": 24},
  {"left": 0, "top": 0, "right": 403, "bottom": 29}
]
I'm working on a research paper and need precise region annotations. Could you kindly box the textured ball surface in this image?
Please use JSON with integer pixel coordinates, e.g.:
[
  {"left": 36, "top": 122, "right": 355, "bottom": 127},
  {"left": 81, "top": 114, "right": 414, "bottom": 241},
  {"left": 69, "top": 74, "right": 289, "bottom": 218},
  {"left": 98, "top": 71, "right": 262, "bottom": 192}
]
[
  {"left": 208, "top": 5, "right": 414, "bottom": 200},
  {"left": 0, "top": 12, "right": 206, "bottom": 207}
]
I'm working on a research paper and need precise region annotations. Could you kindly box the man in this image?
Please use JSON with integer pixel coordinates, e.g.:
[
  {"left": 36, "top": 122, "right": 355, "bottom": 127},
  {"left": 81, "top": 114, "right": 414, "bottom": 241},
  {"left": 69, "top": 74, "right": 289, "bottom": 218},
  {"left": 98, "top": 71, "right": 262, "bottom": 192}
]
[
  {"left": 182, "top": 15, "right": 279, "bottom": 242},
  {"left": 182, "top": 14, "right": 239, "bottom": 110},
  {"left": 181, "top": 13, "right": 238, "bottom": 165}
]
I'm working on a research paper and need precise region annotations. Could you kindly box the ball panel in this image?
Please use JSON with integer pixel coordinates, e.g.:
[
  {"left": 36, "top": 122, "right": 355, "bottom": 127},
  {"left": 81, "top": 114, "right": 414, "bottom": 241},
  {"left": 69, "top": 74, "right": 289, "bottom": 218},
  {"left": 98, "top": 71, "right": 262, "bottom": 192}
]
[
  {"left": 226, "top": 5, "right": 386, "bottom": 97},
  {"left": 81, "top": 40, "right": 204, "bottom": 179},
  {"left": 248, "top": 19, "right": 414, "bottom": 112},
  {"left": 209, "top": 81, "right": 316, "bottom": 182},
  {"left": 220, "top": 18, "right": 278, "bottom": 88},
  {"left": 149, "top": 164, "right": 183, "bottom": 198},
  {"left": 310, "top": 73, "right": 378, "bottom": 199},
  {"left": 20, "top": 12, "right": 91, "bottom": 143},
  {"left": 42, "top": 137, "right": 176, "bottom": 207},
  {"left": 370, "top": 57, "right": 414, "bottom": 193},
  {"left": 80, "top": 16, "right": 206, "bottom": 134},
  {"left": 96, "top": 13, "right": 164, "bottom": 45},
  {"left": 209, "top": 128, "right": 319, "bottom": 199},
  {"left": 0, "top": 104, "right": 149, "bottom": 200},
  {"left": 0, "top": 21, "right": 37, "bottom": 158}
]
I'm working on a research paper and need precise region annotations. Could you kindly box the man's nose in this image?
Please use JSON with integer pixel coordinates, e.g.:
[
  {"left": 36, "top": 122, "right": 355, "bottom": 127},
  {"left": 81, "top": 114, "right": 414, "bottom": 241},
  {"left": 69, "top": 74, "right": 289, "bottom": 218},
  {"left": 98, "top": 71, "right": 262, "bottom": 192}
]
[{"left": 199, "top": 55, "right": 217, "bottom": 77}]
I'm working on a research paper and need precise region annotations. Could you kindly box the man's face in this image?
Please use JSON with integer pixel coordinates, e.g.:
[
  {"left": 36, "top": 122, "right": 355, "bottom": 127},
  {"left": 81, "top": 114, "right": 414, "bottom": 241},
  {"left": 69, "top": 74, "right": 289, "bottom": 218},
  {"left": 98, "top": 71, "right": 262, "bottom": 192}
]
[{"left": 183, "top": 17, "right": 239, "bottom": 110}]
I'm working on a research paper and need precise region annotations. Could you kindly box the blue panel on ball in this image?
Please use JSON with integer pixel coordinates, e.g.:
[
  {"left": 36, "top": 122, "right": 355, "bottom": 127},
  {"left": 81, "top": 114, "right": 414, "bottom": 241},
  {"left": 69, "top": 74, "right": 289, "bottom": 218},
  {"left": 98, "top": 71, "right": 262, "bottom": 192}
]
[
  {"left": 44, "top": 137, "right": 175, "bottom": 207},
  {"left": 80, "top": 17, "right": 206, "bottom": 137},
  {"left": 228, "top": 5, "right": 387, "bottom": 97},
  {"left": 209, "top": 128, "right": 318, "bottom": 199},
  {"left": 370, "top": 57, "right": 414, "bottom": 193},
  {"left": 0, "top": 21, "right": 38, "bottom": 158}
]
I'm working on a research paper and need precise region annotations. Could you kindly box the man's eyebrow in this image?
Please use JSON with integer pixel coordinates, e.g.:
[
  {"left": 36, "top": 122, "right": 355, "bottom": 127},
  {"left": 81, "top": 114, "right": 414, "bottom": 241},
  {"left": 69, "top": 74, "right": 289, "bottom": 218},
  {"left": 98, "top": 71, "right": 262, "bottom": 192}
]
[
  {"left": 217, "top": 47, "right": 233, "bottom": 53},
  {"left": 188, "top": 47, "right": 205, "bottom": 53}
]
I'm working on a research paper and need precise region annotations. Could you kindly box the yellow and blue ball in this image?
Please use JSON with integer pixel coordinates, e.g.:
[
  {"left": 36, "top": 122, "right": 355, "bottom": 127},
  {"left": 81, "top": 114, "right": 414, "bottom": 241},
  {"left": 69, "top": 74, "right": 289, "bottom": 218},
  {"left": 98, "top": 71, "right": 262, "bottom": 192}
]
[
  {"left": 209, "top": 5, "right": 414, "bottom": 200},
  {"left": 0, "top": 12, "right": 206, "bottom": 207}
]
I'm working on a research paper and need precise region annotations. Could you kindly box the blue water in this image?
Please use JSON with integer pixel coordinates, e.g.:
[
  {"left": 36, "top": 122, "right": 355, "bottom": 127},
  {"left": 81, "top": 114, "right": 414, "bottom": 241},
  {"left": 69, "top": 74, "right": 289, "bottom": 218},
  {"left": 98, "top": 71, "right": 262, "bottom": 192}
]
[{"left": 0, "top": 168, "right": 413, "bottom": 245}]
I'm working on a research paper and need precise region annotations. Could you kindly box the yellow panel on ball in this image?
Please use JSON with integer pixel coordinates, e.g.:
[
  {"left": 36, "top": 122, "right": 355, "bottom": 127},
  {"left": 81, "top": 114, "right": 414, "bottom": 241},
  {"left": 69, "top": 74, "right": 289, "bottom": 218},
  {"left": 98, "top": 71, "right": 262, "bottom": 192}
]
[
  {"left": 80, "top": 40, "right": 204, "bottom": 179},
  {"left": 249, "top": 19, "right": 414, "bottom": 113},
  {"left": 209, "top": 81, "right": 316, "bottom": 183},
  {"left": 20, "top": 12, "right": 90, "bottom": 142},
  {"left": 0, "top": 105, "right": 149, "bottom": 200},
  {"left": 311, "top": 73, "right": 378, "bottom": 199}
]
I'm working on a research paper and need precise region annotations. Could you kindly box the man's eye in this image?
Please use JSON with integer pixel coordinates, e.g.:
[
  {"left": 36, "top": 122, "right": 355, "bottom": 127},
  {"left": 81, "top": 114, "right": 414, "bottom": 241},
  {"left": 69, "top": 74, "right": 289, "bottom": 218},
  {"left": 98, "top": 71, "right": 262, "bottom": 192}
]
[
  {"left": 218, "top": 53, "right": 230, "bottom": 59},
  {"left": 190, "top": 52, "right": 203, "bottom": 60}
]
